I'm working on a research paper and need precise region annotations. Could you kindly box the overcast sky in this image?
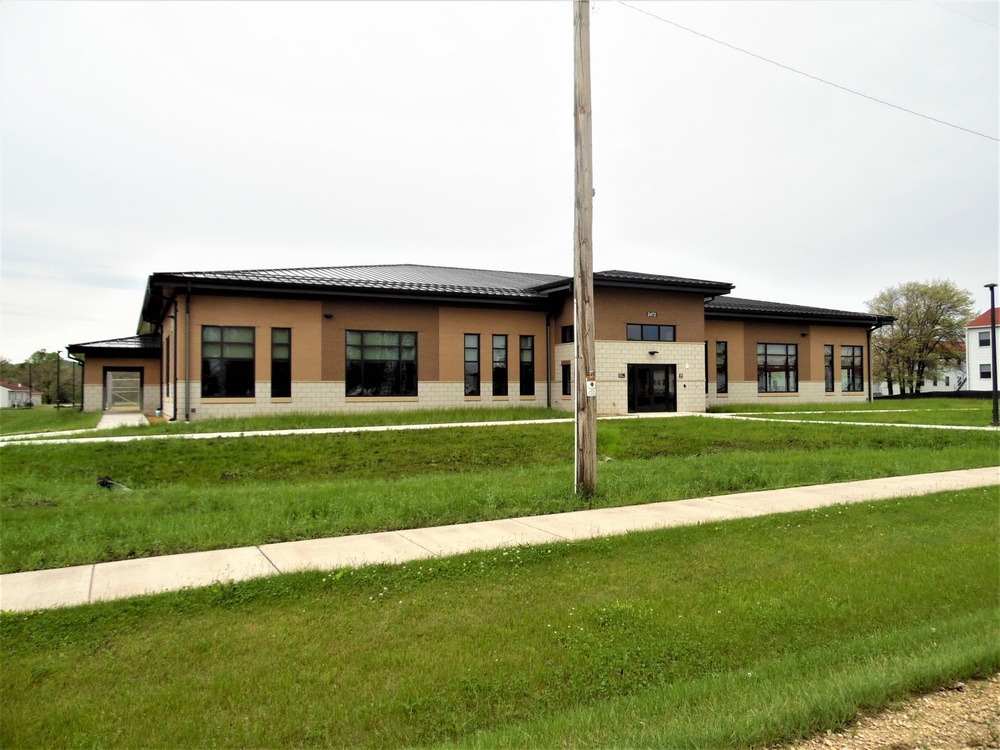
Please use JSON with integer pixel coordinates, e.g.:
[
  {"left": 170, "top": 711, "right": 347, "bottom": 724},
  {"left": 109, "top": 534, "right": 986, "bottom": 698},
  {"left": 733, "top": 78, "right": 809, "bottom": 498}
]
[{"left": 1, "top": 0, "right": 997, "bottom": 363}]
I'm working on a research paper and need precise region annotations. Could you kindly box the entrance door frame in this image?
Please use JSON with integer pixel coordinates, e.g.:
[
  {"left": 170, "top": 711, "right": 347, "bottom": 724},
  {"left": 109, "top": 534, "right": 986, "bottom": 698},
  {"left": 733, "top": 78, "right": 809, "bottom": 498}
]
[
  {"left": 627, "top": 363, "right": 677, "bottom": 413},
  {"left": 103, "top": 367, "right": 144, "bottom": 412}
]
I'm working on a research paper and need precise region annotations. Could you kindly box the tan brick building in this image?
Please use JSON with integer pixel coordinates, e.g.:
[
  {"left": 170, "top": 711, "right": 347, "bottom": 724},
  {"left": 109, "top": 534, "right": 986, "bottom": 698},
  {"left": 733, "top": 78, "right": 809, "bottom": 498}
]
[{"left": 68, "top": 265, "right": 891, "bottom": 420}]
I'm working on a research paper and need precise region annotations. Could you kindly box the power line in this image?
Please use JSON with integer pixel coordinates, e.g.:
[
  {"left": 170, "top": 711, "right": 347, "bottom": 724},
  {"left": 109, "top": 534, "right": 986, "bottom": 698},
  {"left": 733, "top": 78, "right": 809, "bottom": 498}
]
[
  {"left": 615, "top": 0, "right": 999, "bottom": 142},
  {"left": 930, "top": 2, "right": 998, "bottom": 29}
]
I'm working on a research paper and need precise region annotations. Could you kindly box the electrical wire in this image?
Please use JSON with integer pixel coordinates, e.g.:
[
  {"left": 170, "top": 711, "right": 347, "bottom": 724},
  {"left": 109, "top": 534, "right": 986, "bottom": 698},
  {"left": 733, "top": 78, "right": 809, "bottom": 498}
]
[{"left": 615, "top": 0, "right": 998, "bottom": 142}]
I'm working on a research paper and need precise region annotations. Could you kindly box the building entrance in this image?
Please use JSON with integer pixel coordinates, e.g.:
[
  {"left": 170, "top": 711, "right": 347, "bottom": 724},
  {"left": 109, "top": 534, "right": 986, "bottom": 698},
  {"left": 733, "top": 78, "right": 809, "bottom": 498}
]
[
  {"left": 627, "top": 364, "right": 677, "bottom": 413},
  {"left": 105, "top": 370, "right": 142, "bottom": 411}
]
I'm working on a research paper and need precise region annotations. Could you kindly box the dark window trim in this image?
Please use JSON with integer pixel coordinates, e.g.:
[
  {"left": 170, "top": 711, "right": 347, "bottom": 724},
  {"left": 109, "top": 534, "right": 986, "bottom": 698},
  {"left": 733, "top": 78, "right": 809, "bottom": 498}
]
[
  {"left": 980, "top": 331, "right": 992, "bottom": 346},
  {"left": 202, "top": 325, "right": 256, "bottom": 398},
  {"left": 841, "top": 345, "right": 864, "bottom": 392},
  {"left": 757, "top": 342, "right": 798, "bottom": 393},
  {"left": 345, "top": 330, "right": 418, "bottom": 397},
  {"left": 464, "top": 333, "right": 480, "bottom": 397},
  {"left": 561, "top": 325, "right": 574, "bottom": 343},
  {"left": 561, "top": 362, "right": 572, "bottom": 396},
  {"left": 492, "top": 334, "right": 508, "bottom": 397},
  {"left": 626, "top": 323, "right": 676, "bottom": 342},
  {"left": 271, "top": 327, "right": 291, "bottom": 398},
  {"left": 824, "top": 344, "right": 835, "bottom": 392},
  {"left": 716, "top": 341, "right": 728, "bottom": 394},
  {"left": 519, "top": 335, "right": 535, "bottom": 397}
]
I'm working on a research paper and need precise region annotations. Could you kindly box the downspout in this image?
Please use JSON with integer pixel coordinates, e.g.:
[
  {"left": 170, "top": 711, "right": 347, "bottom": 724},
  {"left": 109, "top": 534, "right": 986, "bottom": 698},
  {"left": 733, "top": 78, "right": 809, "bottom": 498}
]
[
  {"left": 172, "top": 298, "right": 179, "bottom": 421},
  {"left": 185, "top": 285, "right": 192, "bottom": 422},
  {"left": 545, "top": 313, "right": 552, "bottom": 409},
  {"left": 867, "top": 325, "right": 874, "bottom": 402}
]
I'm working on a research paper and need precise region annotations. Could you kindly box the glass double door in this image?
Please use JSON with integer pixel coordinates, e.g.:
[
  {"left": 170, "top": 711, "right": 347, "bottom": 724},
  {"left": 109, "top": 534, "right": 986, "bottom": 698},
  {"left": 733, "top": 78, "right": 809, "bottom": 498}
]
[{"left": 627, "top": 364, "right": 677, "bottom": 413}]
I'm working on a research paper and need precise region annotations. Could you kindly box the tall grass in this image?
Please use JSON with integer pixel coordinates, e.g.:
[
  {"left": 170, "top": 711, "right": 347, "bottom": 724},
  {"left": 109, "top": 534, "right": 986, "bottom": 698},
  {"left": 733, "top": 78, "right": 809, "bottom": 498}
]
[
  {"left": 2, "top": 417, "right": 996, "bottom": 572},
  {"left": 2, "top": 488, "right": 997, "bottom": 748}
]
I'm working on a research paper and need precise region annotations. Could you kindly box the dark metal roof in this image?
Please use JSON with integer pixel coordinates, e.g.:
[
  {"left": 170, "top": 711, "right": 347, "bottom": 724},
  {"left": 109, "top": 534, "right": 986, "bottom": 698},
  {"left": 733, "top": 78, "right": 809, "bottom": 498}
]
[
  {"left": 67, "top": 335, "right": 161, "bottom": 356},
  {"left": 152, "top": 264, "right": 565, "bottom": 299},
  {"left": 597, "top": 269, "right": 733, "bottom": 289},
  {"left": 706, "top": 296, "right": 891, "bottom": 326},
  {"left": 531, "top": 268, "right": 735, "bottom": 296}
]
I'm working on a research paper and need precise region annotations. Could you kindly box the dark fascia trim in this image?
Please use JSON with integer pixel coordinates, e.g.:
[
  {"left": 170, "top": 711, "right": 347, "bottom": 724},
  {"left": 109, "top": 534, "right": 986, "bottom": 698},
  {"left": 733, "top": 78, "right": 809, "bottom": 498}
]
[
  {"left": 530, "top": 277, "right": 735, "bottom": 297},
  {"left": 66, "top": 345, "right": 161, "bottom": 359},
  {"left": 705, "top": 308, "right": 892, "bottom": 327},
  {"left": 143, "top": 276, "right": 551, "bottom": 318}
]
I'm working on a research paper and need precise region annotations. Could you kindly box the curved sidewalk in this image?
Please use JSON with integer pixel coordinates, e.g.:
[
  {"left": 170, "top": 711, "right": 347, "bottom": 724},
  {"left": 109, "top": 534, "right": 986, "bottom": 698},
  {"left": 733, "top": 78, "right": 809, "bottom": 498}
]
[{"left": 2, "top": 466, "right": 997, "bottom": 613}]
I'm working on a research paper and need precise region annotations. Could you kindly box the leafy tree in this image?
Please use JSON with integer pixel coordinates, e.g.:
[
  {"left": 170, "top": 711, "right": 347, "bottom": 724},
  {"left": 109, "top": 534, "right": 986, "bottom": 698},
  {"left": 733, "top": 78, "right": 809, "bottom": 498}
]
[
  {"left": 0, "top": 350, "right": 81, "bottom": 405},
  {"left": 867, "top": 280, "right": 975, "bottom": 395}
]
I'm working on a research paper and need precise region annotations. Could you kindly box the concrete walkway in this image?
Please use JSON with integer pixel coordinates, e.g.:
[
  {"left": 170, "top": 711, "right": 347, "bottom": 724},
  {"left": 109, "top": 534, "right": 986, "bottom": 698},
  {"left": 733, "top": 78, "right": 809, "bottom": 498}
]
[
  {"left": 95, "top": 411, "right": 149, "bottom": 429},
  {"left": 2, "top": 466, "right": 997, "bottom": 613}
]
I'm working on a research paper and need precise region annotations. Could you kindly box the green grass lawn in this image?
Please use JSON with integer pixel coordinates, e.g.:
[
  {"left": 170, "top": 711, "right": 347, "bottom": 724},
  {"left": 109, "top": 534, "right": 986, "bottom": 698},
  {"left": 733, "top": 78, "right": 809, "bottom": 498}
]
[
  {"left": 2, "top": 487, "right": 997, "bottom": 748},
  {"left": 3, "top": 416, "right": 997, "bottom": 573},
  {"left": 0, "top": 405, "right": 100, "bottom": 435},
  {"left": 709, "top": 398, "right": 996, "bottom": 427}
]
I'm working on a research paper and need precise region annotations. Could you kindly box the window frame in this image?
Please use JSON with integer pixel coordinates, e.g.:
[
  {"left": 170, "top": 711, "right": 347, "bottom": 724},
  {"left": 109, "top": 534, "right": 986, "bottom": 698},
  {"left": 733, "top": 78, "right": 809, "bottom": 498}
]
[
  {"left": 202, "top": 325, "right": 256, "bottom": 398},
  {"left": 464, "top": 334, "right": 480, "bottom": 397},
  {"left": 492, "top": 334, "right": 508, "bottom": 397},
  {"left": 757, "top": 343, "right": 798, "bottom": 393},
  {"left": 345, "top": 330, "right": 418, "bottom": 397},
  {"left": 519, "top": 335, "right": 535, "bottom": 396},
  {"left": 981, "top": 363, "right": 993, "bottom": 380},
  {"left": 841, "top": 345, "right": 864, "bottom": 393},
  {"left": 824, "top": 344, "right": 835, "bottom": 392},
  {"left": 716, "top": 341, "right": 728, "bottom": 394},
  {"left": 271, "top": 328, "right": 291, "bottom": 398},
  {"left": 561, "top": 363, "right": 572, "bottom": 396},
  {"left": 561, "top": 325, "right": 575, "bottom": 344},
  {"left": 979, "top": 331, "right": 991, "bottom": 347},
  {"left": 626, "top": 323, "right": 676, "bottom": 342}
]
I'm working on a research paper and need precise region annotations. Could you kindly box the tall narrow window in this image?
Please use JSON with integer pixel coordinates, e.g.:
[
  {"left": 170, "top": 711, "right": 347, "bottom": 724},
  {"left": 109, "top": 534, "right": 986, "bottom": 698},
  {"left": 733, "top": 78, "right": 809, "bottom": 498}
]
[
  {"left": 561, "top": 363, "right": 572, "bottom": 396},
  {"left": 757, "top": 343, "right": 797, "bottom": 393},
  {"left": 345, "top": 330, "right": 417, "bottom": 397},
  {"left": 464, "top": 334, "right": 480, "bottom": 396},
  {"left": 271, "top": 328, "right": 291, "bottom": 398},
  {"left": 716, "top": 341, "right": 728, "bottom": 394},
  {"left": 202, "top": 326, "right": 255, "bottom": 398},
  {"left": 519, "top": 336, "right": 535, "bottom": 396},
  {"left": 980, "top": 363, "right": 991, "bottom": 380},
  {"left": 561, "top": 325, "right": 574, "bottom": 343},
  {"left": 824, "top": 345, "right": 835, "bottom": 392},
  {"left": 841, "top": 345, "right": 863, "bottom": 392},
  {"left": 492, "top": 335, "right": 508, "bottom": 396},
  {"left": 165, "top": 336, "right": 171, "bottom": 397}
]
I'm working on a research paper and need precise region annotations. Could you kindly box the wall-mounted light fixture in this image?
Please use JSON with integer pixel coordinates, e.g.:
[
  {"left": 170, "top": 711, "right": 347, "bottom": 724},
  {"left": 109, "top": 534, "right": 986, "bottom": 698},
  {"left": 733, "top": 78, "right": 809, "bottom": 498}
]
[
  {"left": 800, "top": 332, "right": 809, "bottom": 337},
  {"left": 648, "top": 350, "right": 658, "bottom": 356},
  {"left": 323, "top": 313, "right": 334, "bottom": 319}
]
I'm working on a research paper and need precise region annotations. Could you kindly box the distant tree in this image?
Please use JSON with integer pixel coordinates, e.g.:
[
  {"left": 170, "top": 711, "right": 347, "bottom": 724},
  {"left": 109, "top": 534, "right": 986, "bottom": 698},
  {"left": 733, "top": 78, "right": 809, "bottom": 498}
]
[{"left": 867, "top": 280, "right": 975, "bottom": 395}]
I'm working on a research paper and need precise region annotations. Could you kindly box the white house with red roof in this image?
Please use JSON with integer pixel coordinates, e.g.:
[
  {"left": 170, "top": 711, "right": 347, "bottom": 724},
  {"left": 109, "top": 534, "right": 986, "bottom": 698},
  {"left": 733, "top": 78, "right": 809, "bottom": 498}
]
[
  {"left": 966, "top": 308, "right": 999, "bottom": 392},
  {"left": 0, "top": 382, "right": 42, "bottom": 408}
]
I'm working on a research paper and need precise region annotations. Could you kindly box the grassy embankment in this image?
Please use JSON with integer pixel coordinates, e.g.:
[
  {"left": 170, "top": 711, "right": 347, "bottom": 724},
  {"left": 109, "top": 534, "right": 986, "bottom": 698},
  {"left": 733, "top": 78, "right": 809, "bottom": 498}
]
[
  {"left": 1, "top": 487, "right": 997, "bottom": 748},
  {"left": 2, "top": 409, "right": 997, "bottom": 573}
]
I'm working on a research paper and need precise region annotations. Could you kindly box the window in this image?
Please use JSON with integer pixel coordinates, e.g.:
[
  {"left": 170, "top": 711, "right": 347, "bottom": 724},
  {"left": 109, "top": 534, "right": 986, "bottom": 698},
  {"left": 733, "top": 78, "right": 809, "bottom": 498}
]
[
  {"left": 980, "top": 331, "right": 991, "bottom": 347},
  {"left": 824, "top": 345, "right": 835, "bottom": 392},
  {"left": 165, "top": 336, "right": 171, "bottom": 397},
  {"left": 271, "top": 328, "right": 291, "bottom": 398},
  {"left": 464, "top": 334, "right": 480, "bottom": 396},
  {"left": 627, "top": 324, "right": 676, "bottom": 342},
  {"left": 981, "top": 364, "right": 993, "bottom": 379},
  {"left": 945, "top": 376, "right": 950, "bottom": 387},
  {"left": 519, "top": 336, "right": 534, "bottom": 396},
  {"left": 757, "top": 343, "right": 798, "bottom": 393},
  {"left": 202, "top": 326, "right": 255, "bottom": 398},
  {"left": 716, "top": 341, "right": 728, "bottom": 394},
  {"left": 562, "top": 363, "right": 572, "bottom": 396},
  {"left": 841, "top": 345, "right": 863, "bottom": 392},
  {"left": 346, "top": 330, "right": 417, "bottom": 397},
  {"left": 561, "top": 325, "right": 574, "bottom": 343},
  {"left": 492, "top": 335, "right": 508, "bottom": 396}
]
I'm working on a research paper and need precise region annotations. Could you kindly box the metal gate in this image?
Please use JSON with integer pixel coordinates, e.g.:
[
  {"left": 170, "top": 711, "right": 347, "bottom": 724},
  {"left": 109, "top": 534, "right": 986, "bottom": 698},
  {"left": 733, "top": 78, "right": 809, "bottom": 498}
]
[{"left": 105, "top": 371, "right": 142, "bottom": 411}]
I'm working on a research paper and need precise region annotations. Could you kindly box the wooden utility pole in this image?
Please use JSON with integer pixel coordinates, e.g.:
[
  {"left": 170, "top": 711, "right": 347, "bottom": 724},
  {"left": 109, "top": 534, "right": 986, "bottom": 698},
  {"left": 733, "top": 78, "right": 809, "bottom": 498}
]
[{"left": 573, "top": 0, "right": 597, "bottom": 495}]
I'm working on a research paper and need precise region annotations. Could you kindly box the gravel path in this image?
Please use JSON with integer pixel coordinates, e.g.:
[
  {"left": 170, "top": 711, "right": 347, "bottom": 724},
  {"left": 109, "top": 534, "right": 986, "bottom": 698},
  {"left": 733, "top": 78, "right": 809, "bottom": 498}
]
[{"left": 785, "top": 674, "right": 999, "bottom": 749}]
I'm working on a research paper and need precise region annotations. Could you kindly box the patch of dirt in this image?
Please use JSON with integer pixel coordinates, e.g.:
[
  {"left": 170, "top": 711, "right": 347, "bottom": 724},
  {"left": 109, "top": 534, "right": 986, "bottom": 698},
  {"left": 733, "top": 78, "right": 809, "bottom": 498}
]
[{"left": 784, "top": 674, "right": 999, "bottom": 750}]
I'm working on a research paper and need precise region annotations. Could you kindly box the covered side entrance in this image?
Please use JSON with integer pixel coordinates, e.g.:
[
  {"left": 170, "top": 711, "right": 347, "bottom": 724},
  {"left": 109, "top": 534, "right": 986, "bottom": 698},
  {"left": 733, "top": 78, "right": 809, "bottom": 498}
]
[
  {"left": 104, "top": 369, "right": 143, "bottom": 411},
  {"left": 627, "top": 364, "right": 677, "bottom": 413}
]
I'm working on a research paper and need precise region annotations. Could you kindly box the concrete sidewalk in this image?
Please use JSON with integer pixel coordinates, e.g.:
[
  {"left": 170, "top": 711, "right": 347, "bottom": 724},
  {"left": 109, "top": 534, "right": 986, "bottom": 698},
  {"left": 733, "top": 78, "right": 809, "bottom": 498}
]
[{"left": 2, "top": 466, "right": 997, "bottom": 613}]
